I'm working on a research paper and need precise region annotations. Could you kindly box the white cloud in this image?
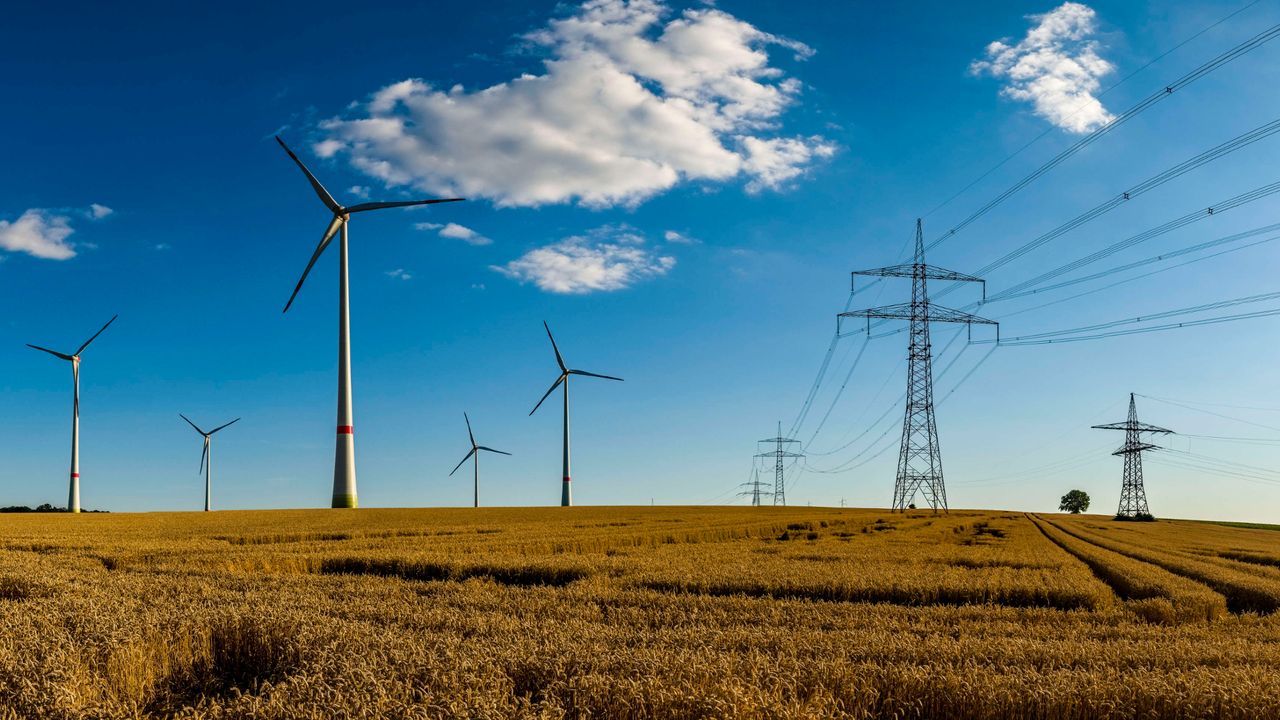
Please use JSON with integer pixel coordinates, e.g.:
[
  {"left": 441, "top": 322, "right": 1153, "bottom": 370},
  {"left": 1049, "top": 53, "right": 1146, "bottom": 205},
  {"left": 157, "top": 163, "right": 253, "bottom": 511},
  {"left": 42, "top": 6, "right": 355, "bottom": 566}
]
[
  {"left": 89, "top": 203, "right": 114, "bottom": 219},
  {"left": 970, "top": 2, "right": 1115, "bottom": 134},
  {"left": 154, "top": 243, "right": 170, "bottom": 251},
  {"left": 386, "top": 268, "right": 413, "bottom": 280},
  {"left": 663, "top": 230, "right": 698, "bottom": 244},
  {"left": 438, "top": 222, "right": 493, "bottom": 246},
  {"left": 347, "top": 185, "right": 371, "bottom": 199},
  {"left": 492, "top": 226, "right": 675, "bottom": 293},
  {"left": 317, "top": 0, "right": 831, "bottom": 208},
  {"left": 416, "top": 221, "right": 493, "bottom": 246},
  {"left": 0, "top": 209, "right": 77, "bottom": 260}
]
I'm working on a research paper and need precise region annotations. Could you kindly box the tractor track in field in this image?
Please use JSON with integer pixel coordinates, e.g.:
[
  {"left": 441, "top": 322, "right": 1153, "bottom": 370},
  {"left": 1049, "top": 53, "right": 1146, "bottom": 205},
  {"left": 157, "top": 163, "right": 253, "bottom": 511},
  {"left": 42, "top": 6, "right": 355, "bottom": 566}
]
[{"left": 1036, "top": 515, "right": 1280, "bottom": 615}]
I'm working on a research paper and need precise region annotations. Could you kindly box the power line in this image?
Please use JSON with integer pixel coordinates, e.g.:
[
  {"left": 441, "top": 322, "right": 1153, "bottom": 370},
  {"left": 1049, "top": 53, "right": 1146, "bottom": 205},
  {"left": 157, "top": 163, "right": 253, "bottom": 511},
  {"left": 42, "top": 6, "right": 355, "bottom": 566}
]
[
  {"left": 989, "top": 179, "right": 1280, "bottom": 301},
  {"left": 941, "top": 116, "right": 1280, "bottom": 295},
  {"left": 992, "top": 228, "right": 1280, "bottom": 320},
  {"left": 991, "top": 306, "right": 1280, "bottom": 346},
  {"left": 1137, "top": 394, "right": 1280, "bottom": 432}
]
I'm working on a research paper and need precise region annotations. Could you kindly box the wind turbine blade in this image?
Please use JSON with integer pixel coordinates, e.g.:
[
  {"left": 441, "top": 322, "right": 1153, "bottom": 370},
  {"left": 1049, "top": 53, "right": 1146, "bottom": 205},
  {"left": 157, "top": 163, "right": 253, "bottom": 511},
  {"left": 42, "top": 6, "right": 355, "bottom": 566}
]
[
  {"left": 569, "top": 369, "right": 624, "bottom": 382},
  {"left": 209, "top": 417, "right": 241, "bottom": 435},
  {"left": 345, "top": 198, "right": 464, "bottom": 214},
  {"left": 275, "top": 136, "right": 341, "bottom": 213},
  {"left": 26, "top": 344, "right": 73, "bottom": 361},
  {"left": 543, "top": 321, "right": 566, "bottom": 372},
  {"left": 283, "top": 216, "right": 342, "bottom": 313},
  {"left": 179, "top": 413, "right": 207, "bottom": 435},
  {"left": 464, "top": 412, "right": 476, "bottom": 447},
  {"left": 529, "top": 374, "right": 566, "bottom": 416},
  {"left": 449, "top": 448, "right": 476, "bottom": 476},
  {"left": 76, "top": 315, "right": 118, "bottom": 355},
  {"left": 200, "top": 438, "right": 209, "bottom": 475},
  {"left": 477, "top": 446, "right": 512, "bottom": 456}
]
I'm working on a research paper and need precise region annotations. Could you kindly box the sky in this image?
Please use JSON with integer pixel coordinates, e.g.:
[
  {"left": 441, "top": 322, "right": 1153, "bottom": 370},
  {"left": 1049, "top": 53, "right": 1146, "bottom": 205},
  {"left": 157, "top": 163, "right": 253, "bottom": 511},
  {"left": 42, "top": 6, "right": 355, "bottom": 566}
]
[{"left": 2, "top": 0, "right": 1280, "bottom": 521}]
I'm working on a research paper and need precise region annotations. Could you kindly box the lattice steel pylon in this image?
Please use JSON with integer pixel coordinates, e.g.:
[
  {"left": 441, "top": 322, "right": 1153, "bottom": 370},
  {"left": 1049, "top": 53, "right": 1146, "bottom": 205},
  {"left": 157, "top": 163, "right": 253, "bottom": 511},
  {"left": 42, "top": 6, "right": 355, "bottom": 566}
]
[
  {"left": 1092, "top": 393, "right": 1173, "bottom": 519},
  {"left": 756, "top": 421, "right": 803, "bottom": 506},
  {"left": 839, "top": 220, "right": 998, "bottom": 512},
  {"left": 739, "top": 467, "right": 772, "bottom": 506}
]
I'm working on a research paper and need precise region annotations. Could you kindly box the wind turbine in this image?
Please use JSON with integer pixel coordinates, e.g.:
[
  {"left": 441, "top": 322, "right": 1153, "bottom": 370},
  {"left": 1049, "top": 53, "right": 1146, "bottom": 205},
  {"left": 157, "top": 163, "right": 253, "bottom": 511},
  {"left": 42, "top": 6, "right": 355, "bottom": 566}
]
[
  {"left": 179, "top": 414, "right": 240, "bottom": 512},
  {"left": 275, "top": 136, "right": 463, "bottom": 509},
  {"left": 448, "top": 413, "right": 511, "bottom": 508},
  {"left": 26, "top": 314, "right": 117, "bottom": 513},
  {"left": 529, "top": 322, "right": 623, "bottom": 507}
]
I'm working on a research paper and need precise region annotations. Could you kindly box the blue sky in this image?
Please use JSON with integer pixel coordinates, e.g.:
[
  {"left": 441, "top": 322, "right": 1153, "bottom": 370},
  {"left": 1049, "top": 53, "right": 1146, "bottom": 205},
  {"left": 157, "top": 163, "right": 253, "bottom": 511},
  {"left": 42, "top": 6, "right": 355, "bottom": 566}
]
[{"left": 2, "top": 0, "right": 1280, "bottom": 521}]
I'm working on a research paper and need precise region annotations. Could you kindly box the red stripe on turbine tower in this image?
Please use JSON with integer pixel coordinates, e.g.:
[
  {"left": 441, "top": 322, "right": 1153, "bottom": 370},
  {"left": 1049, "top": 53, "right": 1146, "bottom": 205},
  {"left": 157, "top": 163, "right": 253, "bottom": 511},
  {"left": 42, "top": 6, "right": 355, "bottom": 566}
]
[
  {"left": 70, "top": 473, "right": 80, "bottom": 478},
  {"left": 337, "top": 426, "right": 354, "bottom": 434}
]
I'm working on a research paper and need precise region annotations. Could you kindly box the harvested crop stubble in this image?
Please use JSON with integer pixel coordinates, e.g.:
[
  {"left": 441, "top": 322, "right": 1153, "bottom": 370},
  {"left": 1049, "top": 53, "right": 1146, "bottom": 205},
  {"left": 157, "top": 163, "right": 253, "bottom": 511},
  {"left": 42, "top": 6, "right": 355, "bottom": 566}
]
[{"left": 0, "top": 507, "right": 1278, "bottom": 718}]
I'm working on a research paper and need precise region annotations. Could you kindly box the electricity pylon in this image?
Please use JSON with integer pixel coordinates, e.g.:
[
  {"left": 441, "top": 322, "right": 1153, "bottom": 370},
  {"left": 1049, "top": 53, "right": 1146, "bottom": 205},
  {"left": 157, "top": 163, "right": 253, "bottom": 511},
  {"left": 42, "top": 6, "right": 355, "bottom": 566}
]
[
  {"left": 739, "top": 467, "right": 771, "bottom": 506},
  {"left": 756, "top": 421, "right": 803, "bottom": 506},
  {"left": 1092, "top": 393, "right": 1173, "bottom": 519},
  {"left": 839, "top": 219, "right": 997, "bottom": 512}
]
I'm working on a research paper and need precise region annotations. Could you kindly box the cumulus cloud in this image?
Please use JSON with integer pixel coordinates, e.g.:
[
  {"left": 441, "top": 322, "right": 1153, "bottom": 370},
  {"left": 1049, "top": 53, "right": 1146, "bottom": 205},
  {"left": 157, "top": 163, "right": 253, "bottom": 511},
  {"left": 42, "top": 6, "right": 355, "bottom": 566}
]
[
  {"left": 970, "top": 2, "right": 1115, "bottom": 133},
  {"left": 386, "top": 268, "right": 413, "bottom": 280},
  {"left": 0, "top": 209, "right": 77, "bottom": 260},
  {"left": 316, "top": 0, "right": 832, "bottom": 208},
  {"left": 347, "top": 185, "right": 371, "bottom": 199},
  {"left": 492, "top": 226, "right": 675, "bottom": 293}
]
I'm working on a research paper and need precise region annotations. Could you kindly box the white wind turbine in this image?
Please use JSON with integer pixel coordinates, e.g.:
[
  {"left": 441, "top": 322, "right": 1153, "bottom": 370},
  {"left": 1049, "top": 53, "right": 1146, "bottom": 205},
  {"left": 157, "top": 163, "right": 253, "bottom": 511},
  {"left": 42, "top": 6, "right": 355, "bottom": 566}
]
[
  {"left": 448, "top": 413, "right": 511, "bottom": 508},
  {"left": 27, "top": 314, "right": 117, "bottom": 513},
  {"left": 275, "top": 136, "right": 463, "bottom": 509},
  {"left": 529, "top": 322, "right": 622, "bottom": 507},
  {"left": 179, "top": 414, "right": 240, "bottom": 512}
]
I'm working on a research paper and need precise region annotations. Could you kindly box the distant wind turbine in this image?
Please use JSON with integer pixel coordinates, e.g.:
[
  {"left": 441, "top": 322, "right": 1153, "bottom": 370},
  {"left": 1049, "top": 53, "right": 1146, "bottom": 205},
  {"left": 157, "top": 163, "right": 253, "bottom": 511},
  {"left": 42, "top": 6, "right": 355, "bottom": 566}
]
[
  {"left": 275, "top": 136, "right": 463, "bottom": 509},
  {"left": 26, "top": 314, "right": 117, "bottom": 514},
  {"left": 529, "top": 322, "right": 622, "bottom": 507},
  {"left": 449, "top": 413, "right": 511, "bottom": 508},
  {"left": 179, "top": 414, "right": 240, "bottom": 512}
]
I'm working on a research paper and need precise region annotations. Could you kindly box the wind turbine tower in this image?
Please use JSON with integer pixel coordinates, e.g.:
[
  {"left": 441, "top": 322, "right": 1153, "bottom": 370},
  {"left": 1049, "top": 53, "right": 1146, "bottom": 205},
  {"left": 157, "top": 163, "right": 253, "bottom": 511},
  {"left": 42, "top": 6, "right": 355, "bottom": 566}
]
[
  {"left": 449, "top": 413, "right": 511, "bottom": 507},
  {"left": 529, "top": 322, "right": 623, "bottom": 507},
  {"left": 1092, "top": 393, "right": 1173, "bottom": 519},
  {"left": 27, "top": 315, "right": 117, "bottom": 513},
  {"left": 275, "top": 136, "right": 463, "bottom": 508},
  {"left": 180, "top": 414, "right": 240, "bottom": 511}
]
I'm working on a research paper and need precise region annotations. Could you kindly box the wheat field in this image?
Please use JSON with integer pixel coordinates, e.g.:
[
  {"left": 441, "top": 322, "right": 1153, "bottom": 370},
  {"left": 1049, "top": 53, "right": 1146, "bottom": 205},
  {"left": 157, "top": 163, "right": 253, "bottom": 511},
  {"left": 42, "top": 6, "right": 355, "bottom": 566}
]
[{"left": 0, "top": 507, "right": 1277, "bottom": 718}]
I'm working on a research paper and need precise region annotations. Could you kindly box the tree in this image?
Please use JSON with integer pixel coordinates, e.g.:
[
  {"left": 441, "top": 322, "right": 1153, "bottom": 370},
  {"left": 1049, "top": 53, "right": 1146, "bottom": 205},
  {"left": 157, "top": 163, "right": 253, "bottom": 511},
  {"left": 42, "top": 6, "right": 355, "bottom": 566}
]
[{"left": 1059, "top": 490, "right": 1090, "bottom": 514}]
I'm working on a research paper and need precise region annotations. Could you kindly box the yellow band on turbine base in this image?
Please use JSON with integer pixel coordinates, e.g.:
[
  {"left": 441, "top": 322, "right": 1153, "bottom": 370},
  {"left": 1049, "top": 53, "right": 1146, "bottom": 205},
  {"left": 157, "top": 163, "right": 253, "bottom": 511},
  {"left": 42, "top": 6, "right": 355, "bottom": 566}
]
[{"left": 331, "top": 494, "right": 358, "bottom": 509}]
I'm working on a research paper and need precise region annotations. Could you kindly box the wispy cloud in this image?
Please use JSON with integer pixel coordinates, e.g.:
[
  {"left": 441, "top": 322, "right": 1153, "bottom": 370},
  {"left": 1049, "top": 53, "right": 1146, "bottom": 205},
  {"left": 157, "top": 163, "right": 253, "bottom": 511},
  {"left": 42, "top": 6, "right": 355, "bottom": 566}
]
[
  {"left": 416, "top": 221, "right": 493, "bottom": 246},
  {"left": 386, "top": 268, "right": 413, "bottom": 280},
  {"left": 89, "top": 203, "right": 114, "bottom": 219},
  {"left": 438, "top": 223, "right": 493, "bottom": 246},
  {"left": 970, "top": 2, "right": 1115, "bottom": 134},
  {"left": 492, "top": 226, "right": 675, "bottom": 294},
  {"left": 347, "top": 185, "right": 371, "bottom": 199},
  {"left": 317, "top": 0, "right": 833, "bottom": 208},
  {"left": 663, "top": 230, "right": 699, "bottom": 244}
]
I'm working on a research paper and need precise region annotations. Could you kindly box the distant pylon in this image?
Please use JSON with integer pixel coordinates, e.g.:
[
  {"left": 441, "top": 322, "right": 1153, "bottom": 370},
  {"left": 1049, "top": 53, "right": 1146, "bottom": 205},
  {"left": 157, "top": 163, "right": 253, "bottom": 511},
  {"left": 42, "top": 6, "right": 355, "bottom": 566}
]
[
  {"left": 839, "top": 219, "right": 998, "bottom": 512},
  {"left": 1092, "top": 393, "right": 1173, "bottom": 519},
  {"left": 739, "top": 467, "right": 771, "bottom": 506},
  {"left": 756, "top": 421, "right": 803, "bottom": 506}
]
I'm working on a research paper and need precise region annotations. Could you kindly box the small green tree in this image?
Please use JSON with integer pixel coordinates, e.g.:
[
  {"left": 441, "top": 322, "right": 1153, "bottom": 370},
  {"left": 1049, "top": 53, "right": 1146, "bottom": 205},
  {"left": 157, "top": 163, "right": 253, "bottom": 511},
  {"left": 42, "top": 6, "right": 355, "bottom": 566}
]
[{"left": 1059, "top": 489, "right": 1090, "bottom": 514}]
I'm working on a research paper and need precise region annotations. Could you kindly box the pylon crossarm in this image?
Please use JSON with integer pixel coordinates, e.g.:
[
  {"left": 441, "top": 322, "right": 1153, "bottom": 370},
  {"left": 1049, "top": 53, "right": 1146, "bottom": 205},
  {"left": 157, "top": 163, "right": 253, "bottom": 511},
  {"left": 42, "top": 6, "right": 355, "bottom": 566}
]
[
  {"left": 852, "top": 264, "right": 984, "bottom": 283},
  {"left": 1113, "top": 442, "right": 1161, "bottom": 455},
  {"left": 1092, "top": 421, "right": 1174, "bottom": 433}
]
